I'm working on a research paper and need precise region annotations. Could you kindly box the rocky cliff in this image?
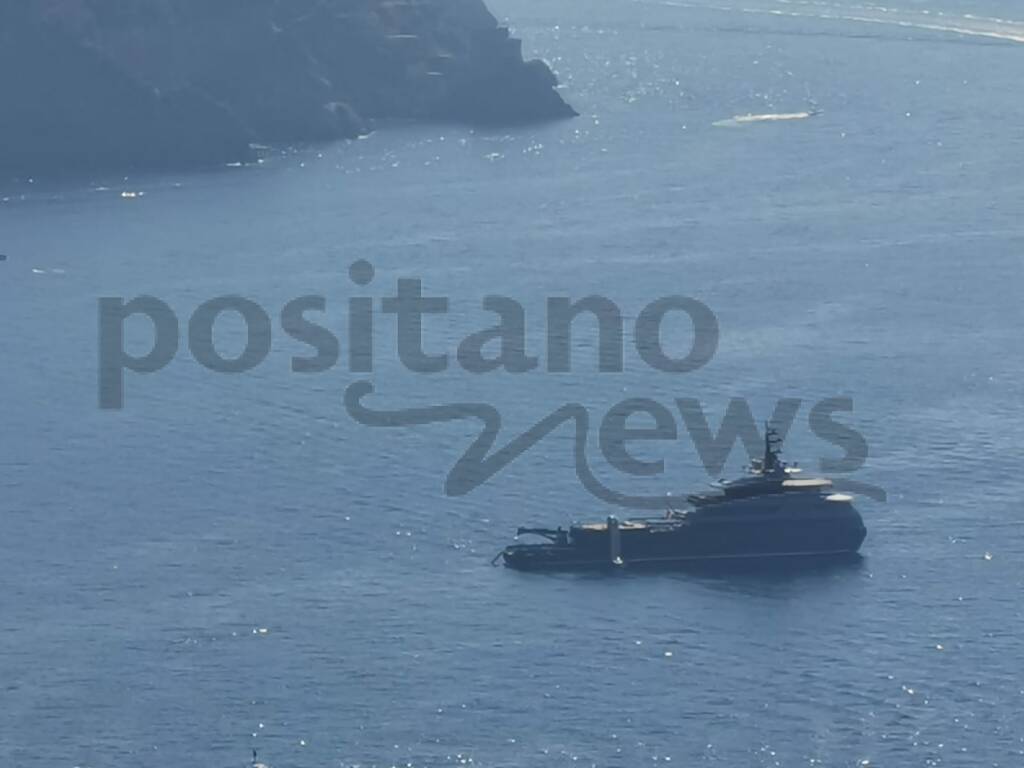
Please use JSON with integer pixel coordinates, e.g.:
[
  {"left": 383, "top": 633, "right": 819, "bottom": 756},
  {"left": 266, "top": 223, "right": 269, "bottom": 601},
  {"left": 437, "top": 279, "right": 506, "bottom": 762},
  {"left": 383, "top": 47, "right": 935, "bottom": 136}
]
[{"left": 0, "top": 0, "right": 576, "bottom": 174}]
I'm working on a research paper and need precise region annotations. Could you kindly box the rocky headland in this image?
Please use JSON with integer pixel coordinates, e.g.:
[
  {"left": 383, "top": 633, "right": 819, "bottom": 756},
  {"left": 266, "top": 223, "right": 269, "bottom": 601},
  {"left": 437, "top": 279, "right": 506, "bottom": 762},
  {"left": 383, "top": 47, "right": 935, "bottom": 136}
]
[{"left": 0, "top": 0, "right": 576, "bottom": 174}]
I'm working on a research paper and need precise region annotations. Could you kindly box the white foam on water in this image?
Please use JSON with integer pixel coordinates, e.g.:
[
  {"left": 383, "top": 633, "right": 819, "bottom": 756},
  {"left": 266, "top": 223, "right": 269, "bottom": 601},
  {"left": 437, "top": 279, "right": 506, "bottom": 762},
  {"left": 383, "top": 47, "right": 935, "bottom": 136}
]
[
  {"left": 713, "top": 110, "right": 816, "bottom": 126},
  {"left": 651, "top": 0, "right": 1024, "bottom": 44}
]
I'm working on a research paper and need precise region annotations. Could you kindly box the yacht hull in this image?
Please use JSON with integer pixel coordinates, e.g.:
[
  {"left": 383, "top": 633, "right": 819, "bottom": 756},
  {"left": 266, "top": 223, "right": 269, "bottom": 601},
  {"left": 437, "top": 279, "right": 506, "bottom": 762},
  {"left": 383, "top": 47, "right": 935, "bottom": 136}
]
[{"left": 502, "top": 500, "right": 867, "bottom": 571}]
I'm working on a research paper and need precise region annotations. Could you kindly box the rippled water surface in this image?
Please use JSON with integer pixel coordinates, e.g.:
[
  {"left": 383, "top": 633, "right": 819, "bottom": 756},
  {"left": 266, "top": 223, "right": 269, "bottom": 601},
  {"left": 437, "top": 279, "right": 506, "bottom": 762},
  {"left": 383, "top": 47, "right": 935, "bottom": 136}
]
[{"left": 2, "top": 0, "right": 1023, "bottom": 765}]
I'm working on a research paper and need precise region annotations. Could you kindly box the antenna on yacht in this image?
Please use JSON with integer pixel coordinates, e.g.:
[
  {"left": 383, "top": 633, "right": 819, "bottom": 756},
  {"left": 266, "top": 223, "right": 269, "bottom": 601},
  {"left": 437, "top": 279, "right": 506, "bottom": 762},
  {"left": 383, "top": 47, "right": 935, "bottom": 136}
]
[{"left": 763, "top": 422, "right": 783, "bottom": 474}]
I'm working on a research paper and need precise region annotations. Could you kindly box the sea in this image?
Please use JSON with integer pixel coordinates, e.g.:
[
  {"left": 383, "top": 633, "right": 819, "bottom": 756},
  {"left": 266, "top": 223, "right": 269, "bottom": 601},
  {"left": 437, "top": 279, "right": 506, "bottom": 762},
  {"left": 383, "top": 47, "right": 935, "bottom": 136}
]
[{"left": 1, "top": 0, "right": 1023, "bottom": 765}]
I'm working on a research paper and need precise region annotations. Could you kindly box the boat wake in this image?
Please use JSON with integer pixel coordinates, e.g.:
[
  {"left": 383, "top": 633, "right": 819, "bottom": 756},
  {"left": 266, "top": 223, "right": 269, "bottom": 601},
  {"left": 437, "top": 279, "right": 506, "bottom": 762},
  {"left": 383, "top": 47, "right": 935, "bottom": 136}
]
[
  {"left": 713, "top": 110, "right": 817, "bottom": 127},
  {"left": 648, "top": 0, "right": 1024, "bottom": 45}
]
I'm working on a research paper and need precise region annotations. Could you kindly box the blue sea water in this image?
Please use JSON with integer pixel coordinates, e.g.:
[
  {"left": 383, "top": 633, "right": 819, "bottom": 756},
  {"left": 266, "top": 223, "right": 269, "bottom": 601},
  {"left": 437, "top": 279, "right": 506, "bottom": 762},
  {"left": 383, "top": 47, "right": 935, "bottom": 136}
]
[{"left": 2, "top": 0, "right": 1024, "bottom": 765}]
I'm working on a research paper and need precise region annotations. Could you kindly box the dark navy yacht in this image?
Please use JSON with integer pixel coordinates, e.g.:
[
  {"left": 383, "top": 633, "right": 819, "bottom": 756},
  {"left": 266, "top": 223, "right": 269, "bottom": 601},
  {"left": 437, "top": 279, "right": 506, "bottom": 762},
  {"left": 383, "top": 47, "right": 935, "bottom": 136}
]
[{"left": 500, "top": 428, "right": 867, "bottom": 570}]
